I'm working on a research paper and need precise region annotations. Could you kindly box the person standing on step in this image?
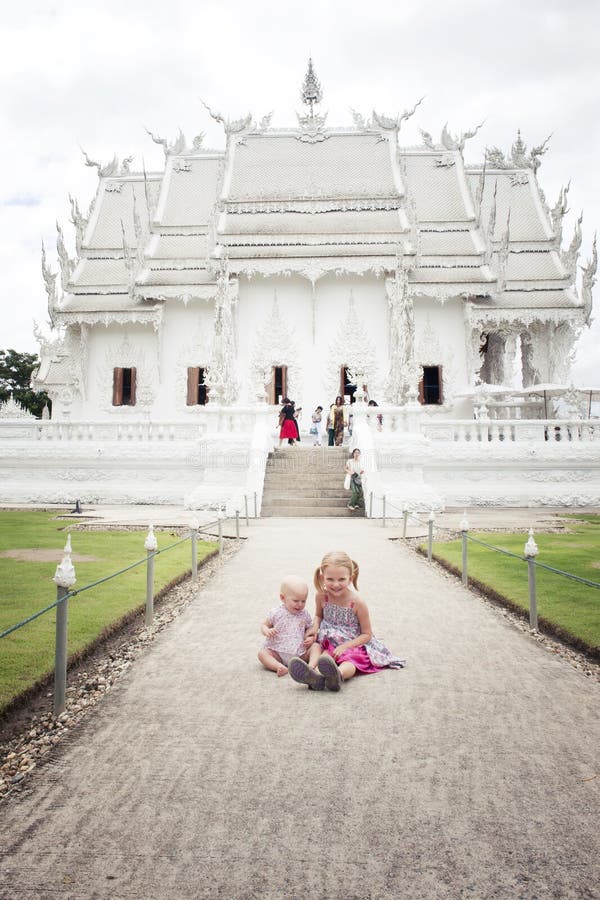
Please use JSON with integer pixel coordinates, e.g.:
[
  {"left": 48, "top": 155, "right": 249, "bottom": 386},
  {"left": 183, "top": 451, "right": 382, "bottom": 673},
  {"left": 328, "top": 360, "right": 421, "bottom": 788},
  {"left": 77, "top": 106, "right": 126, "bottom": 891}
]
[
  {"left": 279, "top": 398, "right": 298, "bottom": 446},
  {"left": 345, "top": 448, "right": 364, "bottom": 510},
  {"left": 310, "top": 406, "right": 324, "bottom": 446},
  {"left": 329, "top": 395, "right": 348, "bottom": 447}
]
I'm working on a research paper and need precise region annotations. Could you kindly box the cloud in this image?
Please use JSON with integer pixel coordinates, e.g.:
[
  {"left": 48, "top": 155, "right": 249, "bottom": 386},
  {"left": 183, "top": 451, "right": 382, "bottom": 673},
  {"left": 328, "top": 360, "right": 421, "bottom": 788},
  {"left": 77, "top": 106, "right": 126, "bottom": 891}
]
[{"left": 0, "top": 0, "right": 598, "bottom": 390}]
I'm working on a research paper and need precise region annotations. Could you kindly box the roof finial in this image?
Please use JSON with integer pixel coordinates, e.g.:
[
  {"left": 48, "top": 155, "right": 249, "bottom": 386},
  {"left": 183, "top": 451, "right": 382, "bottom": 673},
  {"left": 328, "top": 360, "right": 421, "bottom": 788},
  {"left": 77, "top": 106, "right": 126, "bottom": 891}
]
[{"left": 301, "top": 57, "right": 323, "bottom": 118}]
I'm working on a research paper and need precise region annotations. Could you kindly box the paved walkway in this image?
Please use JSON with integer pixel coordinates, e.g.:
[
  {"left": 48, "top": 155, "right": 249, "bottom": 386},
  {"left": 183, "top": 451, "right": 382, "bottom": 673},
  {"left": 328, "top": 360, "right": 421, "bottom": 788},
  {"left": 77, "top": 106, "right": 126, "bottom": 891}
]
[{"left": 1, "top": 518, "right": 599, "bottom": 899}]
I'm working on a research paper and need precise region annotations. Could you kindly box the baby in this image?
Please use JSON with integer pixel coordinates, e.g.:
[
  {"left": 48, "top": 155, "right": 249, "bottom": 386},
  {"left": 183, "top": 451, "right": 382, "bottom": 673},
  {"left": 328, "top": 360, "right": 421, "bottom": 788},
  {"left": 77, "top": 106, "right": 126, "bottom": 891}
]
[{"left": 258, "top": 576, "right": 315, "bottom": 677}]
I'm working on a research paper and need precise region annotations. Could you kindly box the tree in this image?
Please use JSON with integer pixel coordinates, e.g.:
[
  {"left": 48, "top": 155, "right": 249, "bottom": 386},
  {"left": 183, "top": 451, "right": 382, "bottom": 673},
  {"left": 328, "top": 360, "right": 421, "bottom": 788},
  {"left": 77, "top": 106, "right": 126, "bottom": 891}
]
[{"left": 0, "top": 349, "right": 51, "bottom": 418}]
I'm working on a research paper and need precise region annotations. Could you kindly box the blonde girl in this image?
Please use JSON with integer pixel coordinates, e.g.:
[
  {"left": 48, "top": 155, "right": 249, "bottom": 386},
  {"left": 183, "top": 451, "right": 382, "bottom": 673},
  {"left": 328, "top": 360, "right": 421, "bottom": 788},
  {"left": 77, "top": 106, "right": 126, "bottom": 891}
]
[{"left": 288, "top": 551, "right": 405, "bottom": 692}]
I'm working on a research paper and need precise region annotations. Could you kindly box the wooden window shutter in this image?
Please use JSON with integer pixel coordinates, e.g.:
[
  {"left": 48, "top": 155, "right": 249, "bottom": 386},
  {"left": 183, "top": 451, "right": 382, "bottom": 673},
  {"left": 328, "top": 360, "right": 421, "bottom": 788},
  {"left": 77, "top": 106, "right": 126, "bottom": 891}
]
[
  {"left": 281, "top": 365, "right": 287, "bottom": 402},
  {"left": 418, "top": 374, "right": 424, "bottom": 405},
  {"left": 129, "top": 367, "right": 137, "bottom": 406},
  {"left": 437, "top": 366, "right": 443, "bottom": 405},
  {"left": 113, "top": 367, "right": 123, "bottom": 406},
  {"left": 187, "top": 367, "right": 199, "bottom": 406}
]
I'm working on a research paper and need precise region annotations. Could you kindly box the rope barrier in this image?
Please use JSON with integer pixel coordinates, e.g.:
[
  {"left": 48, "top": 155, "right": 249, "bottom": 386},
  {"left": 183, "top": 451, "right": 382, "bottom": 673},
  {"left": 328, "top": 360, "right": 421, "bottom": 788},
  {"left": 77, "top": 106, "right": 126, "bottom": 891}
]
[
  {"left": 0, "top": 594, "right": 72, "bottom": 640},
  {"left": 0, "top": 523, "right": 221, "bottom": 641},
  {"left": 370, "top": 494, "right": 600, "bottom": 591}
]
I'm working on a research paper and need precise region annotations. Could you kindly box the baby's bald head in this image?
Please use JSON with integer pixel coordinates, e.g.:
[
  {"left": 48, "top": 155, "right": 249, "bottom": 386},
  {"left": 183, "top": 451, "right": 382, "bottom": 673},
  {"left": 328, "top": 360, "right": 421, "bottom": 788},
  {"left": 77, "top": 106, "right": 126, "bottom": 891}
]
[{"left": 280, "top": 575, "right": 309, "bottom": 602}]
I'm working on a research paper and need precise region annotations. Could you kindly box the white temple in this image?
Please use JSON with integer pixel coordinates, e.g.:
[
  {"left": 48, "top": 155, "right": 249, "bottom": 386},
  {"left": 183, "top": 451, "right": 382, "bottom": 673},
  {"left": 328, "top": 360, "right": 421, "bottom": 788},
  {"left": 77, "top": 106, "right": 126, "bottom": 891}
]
[{"left": 2, "top": 62, "right": 599, "bottom": 510}]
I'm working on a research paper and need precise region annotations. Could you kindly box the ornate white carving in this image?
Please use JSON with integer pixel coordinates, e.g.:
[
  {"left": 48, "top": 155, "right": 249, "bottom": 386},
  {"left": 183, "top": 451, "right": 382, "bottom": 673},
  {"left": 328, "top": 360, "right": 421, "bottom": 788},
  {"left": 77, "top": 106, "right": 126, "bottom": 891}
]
[
  {"left": 173, "top": 159, "right": 192, "bottom": 173},
  {"left": 80, "top": 148, "right": 119, "bottom": 177},
  {"left": 385, "top": 269, "right": 418, "bottom": 404},
  {"left": 98, "top": 333, "right": 157, "bottom": 412},
  {"left": 551, "top": 182, "right": 570, "bottom": 249},
  {"left": 561, "top": 212, "right": 583, "bottom": 282},
  {"left": 145, "top": 126, "right": 187, "bottom": 158},
  {"left": 371, "top": 97, "right": 425, "bottom": 133},
  {"left": 580, "top": 234, "right": 597, "bottom": 325},
  {"left": 69, "top": 194, "right": 87, "bottom": 255},
  {"left": 248, "top": 292, "right": 301, "bottom": 402},
  {"left": 175, "top": 318, "right": 212, "bottom": 411},
  {"left": 200, "top": 101, "right": 253, "bottom": 137},
  {"left": 510, "top": 173, "right": 529, "bottom": 187},
  {"left": 0, "top": 396, "right": 36, "bottom": 419},
  {"left": 434, "top": 155, "right": 456, "bottom": 168},
  {"left": 204, "top": 260, "right": 239, "bottom": 404},
  {"left": 56, "top": 223, "right": 74, "bottom": 292},
  {"left": 325, "top": 292, "right": 379, "bottom": 400},
  {"left": 486, "top": 131, "right": 552, "bottom": 173},
  {"left": 104, "top": 182, "right": 123, "bottom": 193},
  {"left": 55, "top": 309, "right": 163, "bottom": 330},
  {"left": 41, "top": 241, "right": 59, "bottom": 326},
  {"left": 441, "top": 121, "right": 485, "bottom": 153},
  {"left": 416, "top": 314, "right": 461, "bottom": 402}
]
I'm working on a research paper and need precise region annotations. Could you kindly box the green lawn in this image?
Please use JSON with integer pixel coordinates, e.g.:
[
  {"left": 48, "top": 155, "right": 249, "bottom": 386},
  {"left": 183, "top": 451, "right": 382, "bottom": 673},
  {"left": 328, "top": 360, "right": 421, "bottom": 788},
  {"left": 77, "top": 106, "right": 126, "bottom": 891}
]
[
  {"left": 0, "top": 510, "right": 217, "bottom": 712},
  {"left": 427, "top": 516, "right": 600, "bottom": 653}
]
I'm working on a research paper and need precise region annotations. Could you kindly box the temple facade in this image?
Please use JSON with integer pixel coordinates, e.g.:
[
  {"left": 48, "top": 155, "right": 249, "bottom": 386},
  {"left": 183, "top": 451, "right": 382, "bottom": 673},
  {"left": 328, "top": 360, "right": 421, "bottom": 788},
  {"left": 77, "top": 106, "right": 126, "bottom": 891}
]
[{"left": 2, "top": 64, "right": 598, "bottom": 509}]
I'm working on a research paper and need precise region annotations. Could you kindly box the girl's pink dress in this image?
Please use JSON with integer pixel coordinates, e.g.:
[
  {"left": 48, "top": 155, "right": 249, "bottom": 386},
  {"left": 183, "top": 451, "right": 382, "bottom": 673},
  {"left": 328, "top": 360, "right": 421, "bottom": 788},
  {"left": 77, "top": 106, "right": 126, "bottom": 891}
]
[{"left": 318, "top": 598, "right": 405, "bottom": 673}]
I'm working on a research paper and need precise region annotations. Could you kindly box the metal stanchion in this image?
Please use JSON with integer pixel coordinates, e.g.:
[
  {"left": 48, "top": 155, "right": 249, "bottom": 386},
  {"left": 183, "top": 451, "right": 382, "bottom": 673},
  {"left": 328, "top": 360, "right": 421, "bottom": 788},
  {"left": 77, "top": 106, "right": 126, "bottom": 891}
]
[
  {"left": 524, "top": 529, "right": 539, "bottom": 629},
  {"left": 402, "top": 506, "right": 408, "bottom": 539},
  {"left": 145, "top": 525, "right": 158, "bottom": 625},
  {"left": 235, "top": 510, "right": 240, "bottom": 538},
  {"left": 460, "top": 511, "right": 469, "bottom": 586},
  {"left": 427, "top": 511, "right": 434, "bottom": 562},
  {"left": 382, "top": 495, "right": 386, "bottom": 528},
  {"left": 218, "top": 510, "right": 224, "bottom": 556},
  {"left": 253, "top": 492, "right": 258, "bottom": 519},
  {"left": 244, "top": 495, "right": 249, "bottom": 527},
  {"left": 52, "top": 536, "right": 76, "bottom": 716},
  {"left": 189, "top": 516, "right": 199, "bottom": 583}
]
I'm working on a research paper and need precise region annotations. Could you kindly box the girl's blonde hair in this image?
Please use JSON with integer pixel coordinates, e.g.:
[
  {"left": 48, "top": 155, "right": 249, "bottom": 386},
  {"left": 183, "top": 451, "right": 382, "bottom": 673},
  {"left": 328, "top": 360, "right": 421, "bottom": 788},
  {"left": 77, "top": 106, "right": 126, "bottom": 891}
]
[{"left": 314, "top": 551, "right": 359, "bottom": 592}]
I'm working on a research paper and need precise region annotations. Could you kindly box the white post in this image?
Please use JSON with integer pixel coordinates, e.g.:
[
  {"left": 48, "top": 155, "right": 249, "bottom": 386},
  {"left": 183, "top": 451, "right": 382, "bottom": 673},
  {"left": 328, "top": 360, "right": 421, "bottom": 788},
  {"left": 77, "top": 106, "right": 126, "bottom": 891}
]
[
  {"left": 53, "top": 535, "right": 77, "bottom": 716},
  {"left": 427, "top": 510, "right": 435, "bottom": 562},
  {"left": 402, "top": 505, "right": 409, "bottom": 539},
  {"left": 144, "top": 525, "right": 158, "bottom": 626},
  {"left": 189, "top": 516, "right": 199, "bottom": 583},
  {"left": 524, "top": 528, "right": 539, "bottom": 630},
  {"left": 217, "top": 507, "right": 225, "bottom": 556},
  {"left": 460, "top": 510, "right": 469, "bottom": 586}
]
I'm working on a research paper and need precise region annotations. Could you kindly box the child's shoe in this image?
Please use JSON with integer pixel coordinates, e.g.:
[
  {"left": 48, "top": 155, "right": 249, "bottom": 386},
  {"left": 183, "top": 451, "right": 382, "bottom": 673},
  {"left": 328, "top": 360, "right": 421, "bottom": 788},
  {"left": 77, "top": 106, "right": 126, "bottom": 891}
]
[
  {"left": 289, "top": 657, "right": 325, "bottom": 690},
  {"left": 317, "top": 654, "right": 342, "bottom": 691}
]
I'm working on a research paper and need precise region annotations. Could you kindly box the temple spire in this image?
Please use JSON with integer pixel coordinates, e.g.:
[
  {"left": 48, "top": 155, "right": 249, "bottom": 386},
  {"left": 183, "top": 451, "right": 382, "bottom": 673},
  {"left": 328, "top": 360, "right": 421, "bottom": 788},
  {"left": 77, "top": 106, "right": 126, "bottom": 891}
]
[{"left": 301, "top": 57, "right": 323, "bottom": 118}]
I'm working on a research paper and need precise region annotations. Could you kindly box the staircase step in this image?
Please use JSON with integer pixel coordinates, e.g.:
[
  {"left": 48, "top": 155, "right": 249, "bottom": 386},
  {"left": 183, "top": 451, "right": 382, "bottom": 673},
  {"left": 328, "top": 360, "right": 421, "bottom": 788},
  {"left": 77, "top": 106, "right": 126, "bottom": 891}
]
[
  {"left": 262, "top": 489, "right": 351, "bottom": 499},
  {"left": 261, "top": 506, "right": 365, "bottom": 517},
  {"left": 263, "top": 496, "right": 350, "bottom": 507}
]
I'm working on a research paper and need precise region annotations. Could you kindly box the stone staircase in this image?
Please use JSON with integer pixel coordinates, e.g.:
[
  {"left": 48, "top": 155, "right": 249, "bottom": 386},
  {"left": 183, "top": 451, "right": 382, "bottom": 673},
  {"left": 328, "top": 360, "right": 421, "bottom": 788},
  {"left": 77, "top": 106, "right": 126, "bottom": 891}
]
[{"left": 261, "top": 446, "right": 365, "bottom": 517}]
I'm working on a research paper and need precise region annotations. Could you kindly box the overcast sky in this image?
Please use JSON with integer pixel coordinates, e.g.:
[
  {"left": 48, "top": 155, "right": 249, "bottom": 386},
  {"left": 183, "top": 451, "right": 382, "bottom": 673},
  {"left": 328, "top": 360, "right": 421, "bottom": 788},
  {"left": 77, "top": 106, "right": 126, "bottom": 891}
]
[{"left": 1, "top": 0, "right": 598, "bottom": 384}]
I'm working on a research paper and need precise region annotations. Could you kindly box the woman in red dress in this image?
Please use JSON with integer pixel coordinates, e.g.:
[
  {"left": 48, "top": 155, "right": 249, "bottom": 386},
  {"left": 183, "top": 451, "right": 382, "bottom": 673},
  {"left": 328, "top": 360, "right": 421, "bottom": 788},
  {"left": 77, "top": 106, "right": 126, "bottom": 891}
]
[{"left": 279, "top": 398, "right": 298, "bottom": 446}]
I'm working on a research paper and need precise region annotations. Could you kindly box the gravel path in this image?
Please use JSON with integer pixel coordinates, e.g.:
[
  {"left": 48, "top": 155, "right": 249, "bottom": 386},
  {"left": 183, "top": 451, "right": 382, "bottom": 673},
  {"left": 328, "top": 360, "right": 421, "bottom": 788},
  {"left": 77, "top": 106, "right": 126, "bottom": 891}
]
[{"left": 0, "top": 518, "right": 599, "bottom": 899}]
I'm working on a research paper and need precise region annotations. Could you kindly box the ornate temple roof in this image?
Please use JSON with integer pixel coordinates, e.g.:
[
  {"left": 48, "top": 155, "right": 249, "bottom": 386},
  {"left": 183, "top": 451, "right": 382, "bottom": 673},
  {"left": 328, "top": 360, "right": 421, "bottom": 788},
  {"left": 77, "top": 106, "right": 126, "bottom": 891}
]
[{"left": 46, "top": 78, "right": 592, "bottom": 328}]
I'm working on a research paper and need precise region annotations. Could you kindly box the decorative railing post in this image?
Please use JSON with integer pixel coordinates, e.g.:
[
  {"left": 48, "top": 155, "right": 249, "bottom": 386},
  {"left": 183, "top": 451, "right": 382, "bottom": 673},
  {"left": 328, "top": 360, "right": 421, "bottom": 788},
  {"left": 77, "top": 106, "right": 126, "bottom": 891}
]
[
  {"left": 369, "top": 491, "right": 373, "bottom": 519},
  {"left": 189, "top": 516, "right": 199, "bottom": 583},
  {"left": 524, "top": 528, "right": 539, "bottom": 630},
  {"left": 218, "top": 507, "right": 225, "bottom": 556},
  {"left": 52, "top": 535, "right": 76, "bottom": 716},
  {"left": 460, "top": 511, "right": 469, "bottom": 586},
  {"left": 144, "top": 525, "right": 158, "bottom": 626},
  {"left": 382, "top": 495, "right": 386, "bottom": 528},
  {"left": 244, "top": 495, "right": 249, "bottom": 527},
  {"left": 235, "top": 509, "right": 240, "bottom": 538},
  {"left": 402, "top": 505, "right": 409, "bottom": 539},
  {"left": 427, "top": 510, "right": 435, "bottom": 562}
]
